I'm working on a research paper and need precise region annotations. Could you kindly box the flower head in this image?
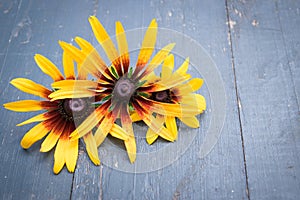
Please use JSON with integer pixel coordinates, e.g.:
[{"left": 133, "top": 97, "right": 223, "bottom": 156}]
[
  {"left": 3, "top": 53, "right": 105, "bottom": 174},
  {"left": 132, "top": 54, "right": 206, "bottom": 144}
]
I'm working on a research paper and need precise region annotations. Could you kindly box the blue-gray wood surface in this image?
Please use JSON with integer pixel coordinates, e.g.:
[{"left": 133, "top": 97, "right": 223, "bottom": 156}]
[{"left": 0, "top": 0, "right": 299, "bottom": 199}]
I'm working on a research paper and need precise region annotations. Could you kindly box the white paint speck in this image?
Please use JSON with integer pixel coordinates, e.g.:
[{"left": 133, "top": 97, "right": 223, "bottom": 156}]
[
  {"left": 252, "top": 19, "right": 259, "bottom": 27},
  {"left": 168, "top": 11, "right": 173, "bottom": 17},
  {"left": 226, "top": 19, "right": 236, "bottom": 29}
]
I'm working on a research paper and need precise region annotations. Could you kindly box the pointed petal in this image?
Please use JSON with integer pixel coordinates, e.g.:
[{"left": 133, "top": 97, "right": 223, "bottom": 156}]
[
  {"left": 53, "top": 137, "right": 66, "bottom": 174},
  {"left": 20, "top": 121, "right": 51, "bottom": 149},
  {"left": 146, "top": 114, "right": 165, "bottom": 144},
  {"left": 65, "top": 137, "right": 78, "bottom": 173},
  {"left": 146, "top": 128, "right": 159, "bottom": 145},
  {"left": 52, "top": 79, "right": 98, "bottom": 89},
  {"left": 124, "top": 136, "right": 136, "bottom": 163},
  {"left": 40, "top": 120, "right": 66, "bottom": 152},
  {"left": 83, "top": 132, "right": 100, "bottom": 165},
  {"left": 196, "top": 94, "right": 206, "bottom": 112},
  {"left": 59, "top": 40, "right": 89, "bottom": 80},
  {"left": 180, "top": 94, "right": 206, "bottom": 113},
  {"left": 49, "top": 89, "right": 97, "bottom": 101},
  {"left": 179, "top": 116, "right": 200, "bottom": 128},
  {"left": 110, "top": 123, "right": 129, "bottom": 141},
  {"left": 161, "top": 54, "right": 174, "bottom": 81},
  {"left": 74, "top": 37, "right": 113, "bottom": 80},
  {"left": 176, "top": 57, "right": 189, "bottom": 76},
  {"left": 120, "top": 104, "right": 133, "bottom": 136},
  {"left": 34, "top": 54, "right": 64, "bottom": 81},
  {"left": 139, "top": 97, "right": 200, "bottom": 117},
  {"left": 4, "top": 100, "right": 55, "bottom": 112},
  {"left": 88, "top": 16, "right": 121, "bottom": 69},
  {"left": 145, "top": 73, "right": 191, "bottom": 92},
  {"left": 139, "top": 43, "right": 176, "bottom": 79},
  {"left": 173, "top": 78, "right": 204, "bottom": 95},
  {"left": 17, "top": 111, "right": 56, "bottom": 126},
  {"left": 134, "top": 19, "right": 158, "bottom": 76},
  {"left": 94, "top": 113, "right": 114, "bottom": 146},
  {"left": 62, "top": 51, "right": 75, "bottom": 79},
  {"left": 116, "top": 21, "right": 129, "bottom": 73},
  {"left": 165, "top": 116, "right": 178, "bottom": 140},
  {"left": 10, "top": 78, "right": 51, "bottom": 99}
]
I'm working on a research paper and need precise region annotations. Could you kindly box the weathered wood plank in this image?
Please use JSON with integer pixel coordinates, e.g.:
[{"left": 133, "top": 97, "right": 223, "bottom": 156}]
[
  {"left": 0, "top": 0, "right": 94, "bottom": 199},
  {"left": 93, "top": 0, "right": 248, "bottom": 199},
  {"left": 275, "top": 0, "right": 300, "bottom": 110},
  {"left": 227, "top": 0, "right": 300, "bottom": 199}
]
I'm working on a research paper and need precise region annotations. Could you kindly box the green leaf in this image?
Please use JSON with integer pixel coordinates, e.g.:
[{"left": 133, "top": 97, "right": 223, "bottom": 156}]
[{"left": 110, "top": 66, "right": 119, "bottom": 79}]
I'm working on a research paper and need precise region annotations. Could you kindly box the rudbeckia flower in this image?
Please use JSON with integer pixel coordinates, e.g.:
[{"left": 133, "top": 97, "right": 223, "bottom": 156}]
[
  {"left": 49, "top": 17, "right": 195, "bottom": 163},
  {"left": 3, "top": 52, "right": 127, "bottom": 174},
  {"left": 131, "top": 54, "right": 206, "bottom": 144}
]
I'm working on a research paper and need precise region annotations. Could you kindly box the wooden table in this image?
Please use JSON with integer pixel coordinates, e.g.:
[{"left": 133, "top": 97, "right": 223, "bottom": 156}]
[{"left": 0, "top": 0, "right": 299, "bottom": 199}]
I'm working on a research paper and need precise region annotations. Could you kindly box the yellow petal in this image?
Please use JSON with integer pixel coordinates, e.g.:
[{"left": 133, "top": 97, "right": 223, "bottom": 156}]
[
  {"left": 142, "top": 113, "right": 174, "bottom": 142},
  {"left": 74, "top": 37, "right": 113, "bottom": 80},
  {"left": 179, "top": 116, "right": 200, "bottom": 128},
  {"left": 161, "top": 54, "right": 174, "bottom": 81},
  {"left": 142, "top": 97, "right": 200, "bottom": 117},
  {"left": 70, "top": 107, "right": 105, "bottom": 139},
  {"left": 65, "top": 138, "right": 78, "bottom": 173},
  {"left": 135, "top": 19, "right": 157, "bottom": 70},
  {"left": 165, "top": 116, "right": 178, "bottom": 140},
  {"left": 176, "top": 57, "right": 189, "bottom": 76},
  {"left": 196, "top": 94, "right": 206, "bottom": 112},
  {"left": 150, "top": 73, "right": 191, "bottom": 92},
  {"left": 17, "top": 112, "right": 49, "bottom": 126},
  {"left": 3, "top": 100, "right": 52, "bottom": 112},
  {"left": 130, "top": 112, "right": 142, "bottom": 122},
  {"left": 49, "top": 89, "right": 96, "bottom": 101},
  {"left": 180, "top": 94, "right": 206, "bottom": 113},
  {"left": 40, "top": 121, "right": 65, "bottom": 152},
  {"left": 174, "top": 78, "right": 204, "bottom": 95},
  {"left": 52, "top": 79, "right": 98, "bottom": 89},
  {"left": 94, "top": 114, "right": 114, "bottom": 146},
  {"left": 10, "top": 78, "right": 51, "bottom": 99},
  {"left": 109, "top": 123, "right": 129, "bottom": 141},
  {"left": 124, "top": 136, "right": 136, "bottom": 163},
  {"left": 116, "top": 21, "right": 130, "bottom": 72},
  {"left": 53, "top": 138, "right": 66, "bottom": 174},
  {"left": 88, "top": 16, "right": 120, "bottom": 67},
  {"left": 83, "top": 132, "right": 100, "bottom": 165},
  {"left": 146, "top": 128, "right": 159, "bottom": 145},
  {"left": 59, "top": 41, "right": 86, "bottom": 63},
  {"left": 62, "top": 51, "right": 75, "bottom": 79},
  {"left": 34, "top": 54, "right": 64, "bottom": 81},
  {"left": 140, "top": 43, "right": 176, "bottom": 79},
  {"left": 20, "top": 122, "right": 51, "bottom": 149}
]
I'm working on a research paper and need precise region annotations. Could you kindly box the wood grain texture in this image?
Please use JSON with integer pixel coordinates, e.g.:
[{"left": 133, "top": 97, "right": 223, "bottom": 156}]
[{"left": 227, "top": 0, "right": 300, "bottom": 199}]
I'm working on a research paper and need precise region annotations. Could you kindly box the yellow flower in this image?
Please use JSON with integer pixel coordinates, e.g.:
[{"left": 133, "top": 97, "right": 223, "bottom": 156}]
[
  {"left": 3, "top": 53, "right": 110, "bottom": 174},
  {"left": 131, "top": 54, "right": 206, "bottom": 144},
  {"left": 49, "top": 17, "right": 183, "bottom": 163}
]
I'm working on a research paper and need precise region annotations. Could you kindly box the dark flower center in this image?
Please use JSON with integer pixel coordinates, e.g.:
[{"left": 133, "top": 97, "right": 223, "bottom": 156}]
[
  {"left": 151, "top": 90, "right": 172, "bottom": 103},
  {"left": 58, "top": 98, "right": 91, "bottom": 121},
  {"left": 113, "top": 77, "right": 136, "bottom": 100}
]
